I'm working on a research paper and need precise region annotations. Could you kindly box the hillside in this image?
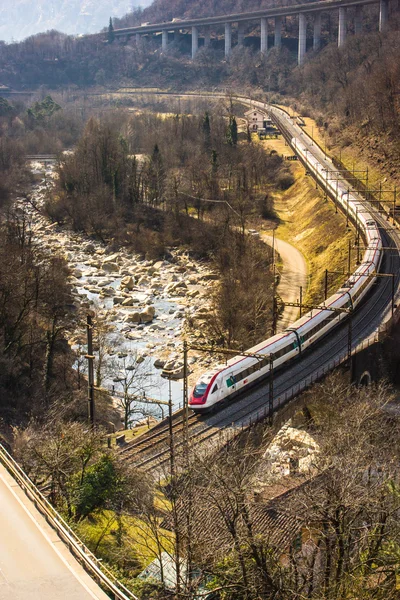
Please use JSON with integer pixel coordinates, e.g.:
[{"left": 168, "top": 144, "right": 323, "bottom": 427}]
[{"left": 0, "top": 0, "right": 151, "bottom": 43}]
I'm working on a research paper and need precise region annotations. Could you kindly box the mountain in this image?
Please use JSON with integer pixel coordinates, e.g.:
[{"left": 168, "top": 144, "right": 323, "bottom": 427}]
[{"left": 0, "top": 0, "right": 152, "bottom": 43}]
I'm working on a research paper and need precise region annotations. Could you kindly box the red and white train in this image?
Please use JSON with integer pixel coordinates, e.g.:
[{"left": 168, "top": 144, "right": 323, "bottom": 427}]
[{"left": 189, "top": 133, "right": 383, "bottom": 412}]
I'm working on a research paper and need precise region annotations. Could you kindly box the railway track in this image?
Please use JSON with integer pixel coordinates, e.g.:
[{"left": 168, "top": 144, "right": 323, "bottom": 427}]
[{"left": 118, "top": 97, "right": 400, "bottom": 473}]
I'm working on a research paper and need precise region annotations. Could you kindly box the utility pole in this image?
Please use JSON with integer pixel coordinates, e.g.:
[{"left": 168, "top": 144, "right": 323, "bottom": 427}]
[
  {"left": 348, "top": 239, "right": 352, "bottom": 273},
  {"left": 86, "top": 315, "right": 95, "bottom": 426},
  {"left": 162, "top": 370, "right": 175, "bottom": 479},
  {"left": 355, "top": 207, "right": 360, "bottom": 264},
  {"left": 348, "top": 309, "right": 353, "bottom": 381},
  {"left": 269, "top": 354, "right": 274, "bottom": 425},
  {"left": 299, "top": 286, "right": 303, "bottom": 317},
  {"left": 183, "top": 340, "right": 189, "bottom": 452},
  {"left": 324, "top": 269, "right": 328, "bottom": 301},
  {"left": 271, "top": 230, "right": 278, "bottom": 335},
  {"left": 346, "top": 188, "right": 350, "bottom": 227}
]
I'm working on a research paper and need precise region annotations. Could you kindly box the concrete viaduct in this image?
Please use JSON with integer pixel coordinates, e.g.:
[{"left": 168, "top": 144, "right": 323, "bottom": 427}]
[{"left": 111, "top": 0, "right": 391, "bottom": 65}]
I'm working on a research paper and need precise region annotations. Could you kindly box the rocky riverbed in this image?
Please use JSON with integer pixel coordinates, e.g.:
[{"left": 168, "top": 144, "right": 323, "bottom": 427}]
[{"left": 24, "top": 160, "right": 217, "bottom": 419}]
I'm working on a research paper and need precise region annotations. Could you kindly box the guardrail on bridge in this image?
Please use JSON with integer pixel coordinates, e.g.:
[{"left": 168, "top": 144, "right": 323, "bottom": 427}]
[{"left": 0, "top": 443, "right": 138, "bottom": 600}]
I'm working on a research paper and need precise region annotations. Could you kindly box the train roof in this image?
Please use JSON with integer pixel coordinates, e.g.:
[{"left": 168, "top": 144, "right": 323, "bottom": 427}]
[{"left": 225, "top": 331, "right": 291, "bottom": 368}]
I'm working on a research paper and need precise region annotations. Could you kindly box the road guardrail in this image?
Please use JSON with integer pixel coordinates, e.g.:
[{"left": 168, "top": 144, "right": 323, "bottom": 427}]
[{"left": 0, "top": 443, "right": 138, "bottom": 600}]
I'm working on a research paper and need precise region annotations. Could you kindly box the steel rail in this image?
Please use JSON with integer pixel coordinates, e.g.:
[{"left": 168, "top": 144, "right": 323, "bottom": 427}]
[{"left": 117, "top": 93, "right": 400, "bottom": 472}]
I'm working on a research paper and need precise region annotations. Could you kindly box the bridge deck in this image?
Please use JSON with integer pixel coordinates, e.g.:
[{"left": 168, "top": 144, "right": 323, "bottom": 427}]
[
  {"left": 0, "top": 464, "right": 110, "bottom": 600},
  {"left": 113, "top": 0, "right": 380, "bottom": 36}
]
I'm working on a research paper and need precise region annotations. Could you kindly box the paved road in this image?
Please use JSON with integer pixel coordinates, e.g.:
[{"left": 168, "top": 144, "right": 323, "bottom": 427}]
[
  {"left": 0, "top": 464, "right": 110, "bottom": 600},
  {"left": 261, "top": 233, "right": 308, "bottom": 330}
]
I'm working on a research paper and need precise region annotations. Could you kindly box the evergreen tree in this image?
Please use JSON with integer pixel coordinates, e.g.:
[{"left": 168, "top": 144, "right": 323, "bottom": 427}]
[
  {"left": 227, "top": 116, "right": 238, "bottom": 146},
  {"left": 210, "top": 149, "right": 219, "bottom": 198},
  {"left": 147, "top": 144, "right": 165, "bottom": 206},
  {"left": 108, "top": 17, "right": 115, "bottom": 44},
  {"left": 211, "top": 149, "right": 218, "bottom": 174},
  {"left": 202, "top": 111, "right": 211, "bottom": 149},
  {"left": 246, "top": 123, "right": 252, "bottom": 144}
]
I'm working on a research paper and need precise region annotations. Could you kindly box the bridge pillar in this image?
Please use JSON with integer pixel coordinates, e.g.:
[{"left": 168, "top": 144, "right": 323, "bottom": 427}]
[
  {"left": 225, "top": 22, "right": 232, "bottom": 57},
  {"left": 379, "top": 0, "right": 389, "bottom": 32},
  {"left": 298, "top": 13, "right": 307, "bottom": 65},
  {"left": 204, "top": 26, "right": 211, "bottom": 47},
  {"left": 313, "top": 12, "right": 321, "bottom": 51},
  {"left": 162, "top": 29, "right": 168, "bottom": 52},
  {"left": 135, "top": 33, "right": 141, "bottom": 46},
  {"left": 354, "top": 5, "right": 363, "bottom": 34},
  {"left": 192, "top": 26, "right": 199, "bottom": 58},
  {"left": 274, "top": 15, "right": 282, "bottom": 47},
  {"left": 238, "top": 21, "right": 245, "bottom": 46},
  {"left": 261, "top": 17, "right": 268, "bottom": 53},
  {"left": 338, "top": 7, "right": 347, "bottom": 47}
]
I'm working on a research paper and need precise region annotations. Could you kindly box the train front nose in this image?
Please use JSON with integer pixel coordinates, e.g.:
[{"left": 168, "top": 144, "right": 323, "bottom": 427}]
[{"left": 189, "top": 382, "right": 208, "bottom": 406}]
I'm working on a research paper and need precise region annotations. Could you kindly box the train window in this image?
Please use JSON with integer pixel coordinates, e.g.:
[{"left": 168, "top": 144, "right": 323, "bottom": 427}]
[
  {"left": 211, "top": 384, "right": 218, "bottom": 393},
  {"left": 193, "top": 382, "right": 207, "bottom": 398},
  {"left": 226, "top": 375, "right": 236, "bottom": 388}
]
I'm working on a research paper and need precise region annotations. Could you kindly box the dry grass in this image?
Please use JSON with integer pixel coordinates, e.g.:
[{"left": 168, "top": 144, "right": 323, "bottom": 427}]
[
  {"left": 261, "top": 135, "right": 358, "bottom": 305},
  {"left": 108, "top": 425, "right": 149, "bottom": 446}
]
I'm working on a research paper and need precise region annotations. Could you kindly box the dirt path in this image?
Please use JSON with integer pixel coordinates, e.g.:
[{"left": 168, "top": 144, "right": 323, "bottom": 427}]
[{"left": 260, "top": 233, "right": 308, "bottom": 331}]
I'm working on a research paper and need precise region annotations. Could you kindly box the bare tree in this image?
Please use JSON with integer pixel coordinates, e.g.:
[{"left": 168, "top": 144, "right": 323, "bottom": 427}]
[{"left": 108, "top": 353, "right": 157, "bottom": 429}]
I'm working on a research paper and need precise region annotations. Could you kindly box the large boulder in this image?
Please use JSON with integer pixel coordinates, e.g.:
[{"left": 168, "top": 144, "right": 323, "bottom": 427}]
[
  {"left": 139, "top": 305, "right": 156, "bottom": 323},
  {"left": 154, "top": 358, "right": 166, "bottom": 369},
  {"left": 162, "top": 358, "right": 185, "bottom": 379},
  {"left": 122, "top": 297, "right": 135, "bottom": 306},
  {"left": 102, "top": 262, "right": 119, "bottom": 273},
  {"left": 153, "top": 260, "right": 166, "bottom": 270},
  {"left": 124, "top": 312, "right": 141, "bottom": 323},
  {"left": 137, "top": 275, "right": 150, "bottom": 286},
  {"left": 164, "top": 281, "right": 188, "bottom": 295},
  {"left": 120, "top": 275, "right": 135, "bottom": 290},
  {"left": 102, "top": 252, "right": 120, "bottom": 263},
  {"left": 201, "top": 273, "right": 219, "bottom": 281},
  {"left": 100, "top": 287, "right": 114, "bottom": 297}
]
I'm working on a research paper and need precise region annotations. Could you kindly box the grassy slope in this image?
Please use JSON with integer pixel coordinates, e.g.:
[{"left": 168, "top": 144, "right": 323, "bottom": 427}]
[
  {"left": 76, "top": 508, "right": 174, "bottom": 572},
  {"left": 260, "top": 133, "right": 357, "bottom": 305}
]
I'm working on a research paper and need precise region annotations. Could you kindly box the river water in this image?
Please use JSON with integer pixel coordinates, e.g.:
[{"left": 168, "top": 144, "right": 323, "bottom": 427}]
[{"left": 23, "top": 160, "right": 215, "bottom": 423}]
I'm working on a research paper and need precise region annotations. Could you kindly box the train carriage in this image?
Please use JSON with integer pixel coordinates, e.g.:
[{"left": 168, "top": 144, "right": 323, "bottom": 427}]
[{"left": 188, "top": 121, "right": 383, "bottom": 412}]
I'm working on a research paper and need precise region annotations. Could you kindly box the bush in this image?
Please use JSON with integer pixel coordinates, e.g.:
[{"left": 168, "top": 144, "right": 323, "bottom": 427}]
[
  {"left": 257, "top": 194, "right": 275, "bottom": 219},
  {"left": 277, "top": 172, "right": 295, "bottom": 190}
]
